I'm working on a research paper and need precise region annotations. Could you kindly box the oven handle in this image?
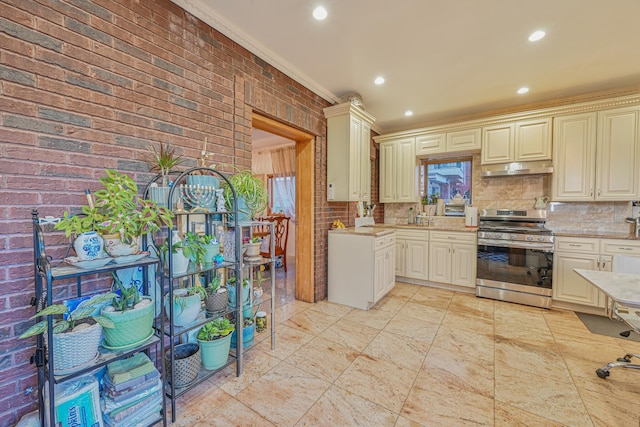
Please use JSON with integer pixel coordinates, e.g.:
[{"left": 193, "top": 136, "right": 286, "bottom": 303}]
[{"left": 477, "top": 238, "right": 554, "bottom": 252}]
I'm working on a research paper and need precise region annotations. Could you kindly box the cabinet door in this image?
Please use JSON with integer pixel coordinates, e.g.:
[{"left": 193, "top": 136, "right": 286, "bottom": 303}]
[
  {"left": 515, "top": 118, "right": 552, "bottom": 161},
  {"left": 552, "top": 252, "right": 600, "bottom": 307},
  {"left": 396, "top": 138, "right": 417, "bottom": 202},
  {"left": 552, "top": 113, "right": 597, "bottom": 201},
  {"left": 446, "top": 128, "right": 481, "bottom": 152},
  {"left": 348, "top": 116, "right": 363, "bottom": 201},
  {"left": 374, "top": 248, "right": 387, "bottom": 302},
  {"left": 596, "top": 106, "right": 640, "bottom": 200},
  {"left": 481, "top": 124, "right": 514, "bottom": 164},
  {"left": 379, "top": 142, "right": 396, "bottom": 202},
  {"left": 395, "top": 238, "right": 406, "bottom": 276},
  {"left": 451, "top": 243, "right": 476, "bottom": 288},
  {"left": 405, "top": 239, "right": 429, "bottom": 280},
  {"left": 429, "top": 242, "right": 451, "bottom": 283},
  {"left": 383, "top": 245, "right": 396, "bottom": 294},
  {"left": 359, "top": 121, "right": 371, "bottom": 202},
  {"left": 416, "top": 133, "right": 445, "bottom": 155}
]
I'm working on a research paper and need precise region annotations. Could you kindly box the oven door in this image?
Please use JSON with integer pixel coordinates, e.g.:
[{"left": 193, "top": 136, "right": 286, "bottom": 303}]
[{"left": 476, "top": 239, "right": 553, "bottom": 290}]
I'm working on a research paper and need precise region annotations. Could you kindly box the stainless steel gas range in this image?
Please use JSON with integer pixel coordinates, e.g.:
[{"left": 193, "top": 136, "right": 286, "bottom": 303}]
[{"left": 475, "top": 209, "right": 554, "bottom": 308}]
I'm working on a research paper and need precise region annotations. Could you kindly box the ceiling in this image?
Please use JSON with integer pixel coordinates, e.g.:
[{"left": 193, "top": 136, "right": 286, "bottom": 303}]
[{"left": 172, "top": 0, "right": 640, "bottom": 133}]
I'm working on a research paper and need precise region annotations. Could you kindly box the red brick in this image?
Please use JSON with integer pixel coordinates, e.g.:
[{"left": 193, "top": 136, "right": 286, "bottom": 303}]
[
  {"left": 0, "top": 129, "right": 37, "bottom": 146},
  {"left": 3, "top": 52, "right": 64, "bottom": 82},
  {"left": 3, "top": 83, "right": 66, "bottom": 110},
  {"left": 1, "top": 2, "right": 36, "bottom": 27}
]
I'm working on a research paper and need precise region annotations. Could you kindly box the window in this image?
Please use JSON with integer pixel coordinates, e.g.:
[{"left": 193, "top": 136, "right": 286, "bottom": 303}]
[
  {"left": 268, "top": 174, "right": 295, "bottom": 215},
  {"left": 420, "top": 157, "right": 472, "bottom": 203}
]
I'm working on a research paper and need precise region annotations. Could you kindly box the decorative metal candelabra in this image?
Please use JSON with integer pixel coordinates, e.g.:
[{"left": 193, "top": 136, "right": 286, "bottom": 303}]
[{"left": 180, "top": 183, "right": 216, "bottom": 213}]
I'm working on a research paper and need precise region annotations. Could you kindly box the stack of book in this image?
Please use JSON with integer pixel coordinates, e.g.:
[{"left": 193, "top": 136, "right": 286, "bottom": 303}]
[{"left": 101, "top": 353, "right": 162, "bottom": 426}]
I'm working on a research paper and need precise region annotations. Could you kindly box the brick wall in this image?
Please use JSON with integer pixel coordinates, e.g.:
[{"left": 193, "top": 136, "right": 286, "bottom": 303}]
[{"left": 0, "top": 0, "right": 346, "bottom": 424}]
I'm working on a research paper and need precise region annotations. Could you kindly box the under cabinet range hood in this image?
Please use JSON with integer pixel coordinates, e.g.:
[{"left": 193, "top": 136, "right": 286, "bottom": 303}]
[{"left": 480, "top": 160, "right": 553, "bottom": 177}]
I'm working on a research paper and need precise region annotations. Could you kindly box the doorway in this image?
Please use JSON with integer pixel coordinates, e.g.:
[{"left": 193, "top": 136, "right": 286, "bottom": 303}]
[{"left": 252, "top": 113, "right": 315, "bottom": 303}]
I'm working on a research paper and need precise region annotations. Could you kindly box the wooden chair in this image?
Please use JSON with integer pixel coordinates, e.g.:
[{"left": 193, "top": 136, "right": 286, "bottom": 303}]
[{"left": 253, "top": 215, "right": 290, "bottom": 272}]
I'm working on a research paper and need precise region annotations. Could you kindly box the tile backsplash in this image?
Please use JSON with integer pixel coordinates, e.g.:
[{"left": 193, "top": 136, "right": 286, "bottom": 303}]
[{"left": 383, "top": 154, "right": 636, "bottom": 235}]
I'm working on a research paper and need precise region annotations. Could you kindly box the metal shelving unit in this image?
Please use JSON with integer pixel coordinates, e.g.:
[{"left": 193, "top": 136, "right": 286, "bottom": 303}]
[{"left": 30, "top": 209, "right": 166, "bottom": 427}]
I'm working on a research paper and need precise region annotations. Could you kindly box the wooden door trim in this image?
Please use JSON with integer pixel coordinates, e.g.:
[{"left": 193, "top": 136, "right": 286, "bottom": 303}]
[{"left": 252, "top": 113, "right": 315, "bottom": 302}]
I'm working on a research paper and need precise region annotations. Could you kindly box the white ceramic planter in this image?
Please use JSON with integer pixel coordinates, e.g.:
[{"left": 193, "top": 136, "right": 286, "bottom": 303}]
[
  {"left": 73, "top": 231, "right": 104, "bottom": 261},
  {"left": 103, "top": 234, "right": 140, "bottom": 257},
  {"left": 166, "top": 291, "right": 201, "bottom": 326}
]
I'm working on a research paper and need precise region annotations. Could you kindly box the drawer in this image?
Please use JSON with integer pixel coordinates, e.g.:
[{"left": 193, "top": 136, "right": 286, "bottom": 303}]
[
  {"left": 430, "top": 231, "right": 476, "bottom": 243},
  {"left": 600, "top": 239, "right": 640, "bottom": 256},
  {"left": 375, "top": 234, "right": 395, "bottom": 249},
  {"left": 554, "top": 237, "right": 599, "bottom": 254},
  {"left": 396, "top": 230, "right": 429, "bottom": 241}
]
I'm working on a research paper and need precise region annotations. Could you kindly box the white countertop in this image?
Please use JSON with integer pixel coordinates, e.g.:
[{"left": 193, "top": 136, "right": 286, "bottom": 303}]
[{"left": 574, "top": 269, "right": 640, "bottom": 309}]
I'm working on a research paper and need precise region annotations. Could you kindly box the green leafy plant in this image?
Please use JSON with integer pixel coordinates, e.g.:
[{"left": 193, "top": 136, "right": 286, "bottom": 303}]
[
  {"left": 181, "top": 232, "right": 206, "bottom": 265},
  {"left": 110, "top": 273, "right": 141, "bottom": 312},
  {"left": 199, "top": 234, "right": 218, "bottom": 245},
  {"left": 54, "top": 169, "right": 174, "bottom": 243},
  {"left": 146, "top": 141, "right": 184, "bottom": 186},
  {"left": 422, "top": 192, "right": 440, "bottom": 205},
  {"left": 196, "top": 318, "right": 235, "bottom": 341},
  {"left": 19, "top": 293, "right": 116, "bottom": 338},
  {"left": 221, "top": 167, "right": 267, "bottom": 219},
  {"left": 206, "top": 275, "right": 222, "bottom": 294}
]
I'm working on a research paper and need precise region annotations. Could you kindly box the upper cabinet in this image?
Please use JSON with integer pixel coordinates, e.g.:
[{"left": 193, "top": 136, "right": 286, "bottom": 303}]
[
  {"left": 415, "top": 128, "right": 481, "bottom": 156},
  {"left": 324, "top": 102, "right": 376, "bottom": 202},
  {"left": 378, "top": 137, "right": 418, "bottom": 203},
  {"left": 552, "top": 106, "right": 640, "bottom": 201},
  {"left": 481, "top": 118, "right": 552, "bottom": 164}
]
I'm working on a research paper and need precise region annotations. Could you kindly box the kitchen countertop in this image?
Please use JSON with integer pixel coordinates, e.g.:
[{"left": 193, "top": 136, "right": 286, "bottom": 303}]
[
  {"left": 553, "top": 231, "right": 640, "bottom": 240},
  {"left": 369, "top": 224, "right": 478, "bottom": 233},
  {"left": 328, "top": 227, "right": 395, "bottom": 237}
]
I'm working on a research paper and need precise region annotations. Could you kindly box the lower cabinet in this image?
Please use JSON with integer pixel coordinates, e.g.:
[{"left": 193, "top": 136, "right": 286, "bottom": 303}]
[
  {"left": 429, "top": 231, "right": 477, "bottom": 288},
  {"left": 395, "top": 230, "right": 429, "bottom": 280},
  {"left": 328, "top": 230, "right": 396, "bottom": 310},
  {"left": 552, "top": 236, "right": 640, "bottom": 310}
]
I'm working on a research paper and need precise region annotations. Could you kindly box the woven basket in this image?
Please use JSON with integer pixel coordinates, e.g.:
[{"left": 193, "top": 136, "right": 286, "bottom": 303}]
[
  {"left": 101, "top": 297, "right": 154, "bottom": 348},
  {"left": 49, "top": 322, "right": 102, "bottom": 373},
  {"left": 205, "top": 291, "right": 228, "bottom": 314},
  {"left": 165, "top": 343, "right": 200, "bottom": 387}
]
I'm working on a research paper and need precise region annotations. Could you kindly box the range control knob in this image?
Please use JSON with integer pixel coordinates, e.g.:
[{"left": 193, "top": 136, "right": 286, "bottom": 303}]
[
  {"left": 510, "top": 234, "right": 518, "bottom": 240},
  {"left": 538, "top": 236, "right": 546, "bottom": 242},
  {"left": 526, "top": 236, "right": 534, "bottom": 241}
]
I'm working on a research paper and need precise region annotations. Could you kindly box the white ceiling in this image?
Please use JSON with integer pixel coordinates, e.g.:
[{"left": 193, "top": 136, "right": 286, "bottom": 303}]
[{"left": 173, "top": 0, "right": 640, "bottom": 133}]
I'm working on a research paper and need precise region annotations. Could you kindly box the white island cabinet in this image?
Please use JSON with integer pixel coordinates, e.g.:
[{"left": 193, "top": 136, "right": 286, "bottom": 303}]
[{"left": 328, "top": 229, "right": 395, "bottom": 310}]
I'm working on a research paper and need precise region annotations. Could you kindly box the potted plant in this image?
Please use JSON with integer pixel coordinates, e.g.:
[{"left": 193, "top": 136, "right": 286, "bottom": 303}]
[
  {"left": 226, "top": 276, "right": 251, "bottom": 311},
  {"left": 100, "top": 274, "right": 155, "bottom": 349},
  {"left": 159, "top": 231, "right": 189, "bottom": 275},
  {"left": 221, "top": 167, "right": 267, "bottom": 222},
  {"left": 196, "top": 318, "right": 235, "bottom": 370},
  {"left": 55, "top": 169, "right": 174, "bottom": 258},
  {"left": 200, "top": 234, "right": 220, "bottom": 264},
  {"left": 181, "top": 232, "right": 207, "bottom": 266},
  {"left": 244, "top": 236, "right": 262, "bottom": 259},
  {"left": 146, "top": 141, "right": 184, "bottom": 209},
  {"left": 166, "top": 285, "right": 205, "bottom": 326},
  {"left": 421, "top": 191, "right": 440, "bottom": 215},
  {"left": 54, "top": 209, "right": 106, "bottom": 261},
  {"left": 165, "top": 342, "right": 200, "bottom": 388},
  {"left": 231, "top": 316, "right": 255, "bottom": 349},
  {"left": 204, "top": 275, "right": 228, "bottom": 314},
  {"left": 19, "top": 292, "right": 116, "bottom": 373}
]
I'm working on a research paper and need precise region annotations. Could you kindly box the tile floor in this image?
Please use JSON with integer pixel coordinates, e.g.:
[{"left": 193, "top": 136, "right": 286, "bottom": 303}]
[{"left": 171, "top": 264, "right": 640, "bottom": 426}]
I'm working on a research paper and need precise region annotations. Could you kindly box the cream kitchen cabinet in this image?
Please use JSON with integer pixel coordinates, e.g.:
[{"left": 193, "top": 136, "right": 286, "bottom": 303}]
[
  {"left": 428, "top": 231, "right": 477, "bottom": 288},
  {"left": 379, "top": 137, "right": 418, "bottom": 203},
  {"left": 481, "top": 118, "right": 552, "bottom": 165},
  {"left": 553, "top": 237, "right": 610, "bottom": 309},
  {"left": 552, "top": 106, "right": 640, "bottom": 201},
  {"left": 328, "top": 230, "right": 395, "bottom": 310},
  {"left": 415, "top": 128, "right": 481, "bottom": 156},
  {"left": 395, "top": 229, "right": 429, "bottom": 280},
  {"left": 324, "top": 102, "right": 376, "bottom": 202}
]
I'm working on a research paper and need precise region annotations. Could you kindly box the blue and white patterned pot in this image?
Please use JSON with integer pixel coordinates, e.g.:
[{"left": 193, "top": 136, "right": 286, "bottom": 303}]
[{"left": 73, "top": 231, "right": 105, "bottom": 261}]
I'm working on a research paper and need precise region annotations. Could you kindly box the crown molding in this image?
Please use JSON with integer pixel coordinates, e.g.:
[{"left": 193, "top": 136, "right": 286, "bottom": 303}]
[{"left": 171, "top": 0, "right": 340, "bottom": 105}]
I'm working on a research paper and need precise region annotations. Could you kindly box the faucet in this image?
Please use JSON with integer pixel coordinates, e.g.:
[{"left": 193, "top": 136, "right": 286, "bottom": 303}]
[{"left": 626, "top": 217, "right": 640, "bottom": 238}]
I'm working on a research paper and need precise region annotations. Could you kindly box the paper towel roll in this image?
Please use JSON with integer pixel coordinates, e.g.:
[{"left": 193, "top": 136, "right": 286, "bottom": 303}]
[{"left": 465, "top": 206, "right": 478, "bottom": 228}]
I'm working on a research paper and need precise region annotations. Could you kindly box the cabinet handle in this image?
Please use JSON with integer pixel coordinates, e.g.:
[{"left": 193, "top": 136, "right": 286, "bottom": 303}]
[
  {"left": 597, "top": 189, "right": 601, "bottom": 197},
  {"left": 597, "top": 260, "right": 600, "bottom": 269},
  {"left": 619, "top": 247, "right": 633, "bottom": 251},
  {"left": 452, "top": 248, "right": 455, "bottom": 254},
  {"left": 590, "top": 188, "right": 593, "bottom": 197},
  {"left": 601, "top": 259, "right": 608, "bottom": 270},
  {"left": 569, "top": 244, "right": 581, "bottom": 247}
]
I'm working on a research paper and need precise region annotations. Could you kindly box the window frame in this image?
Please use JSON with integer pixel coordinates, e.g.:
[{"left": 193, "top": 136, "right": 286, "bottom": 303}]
[{"left": 420, "top": 156, "right": 473, "bottom": 204}]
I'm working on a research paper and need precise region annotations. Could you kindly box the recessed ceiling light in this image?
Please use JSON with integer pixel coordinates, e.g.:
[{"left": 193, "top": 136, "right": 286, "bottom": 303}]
[
  {"left": 517, "top": 87, "right": 529, "bottom": 94},
  {"left": 405, "top": 110, "right": 413, "bottom": 117},
  {"left": 374, "top": 76, "right": 385, "bottom": 85},
  {"left": 312, "top": 6, "right": 327, "bottom": 20},
  {"left": 528, "top": 30, "right": 546, "bottom": 42}
]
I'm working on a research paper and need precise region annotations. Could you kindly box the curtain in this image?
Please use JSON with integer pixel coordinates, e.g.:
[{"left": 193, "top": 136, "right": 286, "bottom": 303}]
[{"left": 270, "top": 146, "right": 296, "bottom": 222}]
